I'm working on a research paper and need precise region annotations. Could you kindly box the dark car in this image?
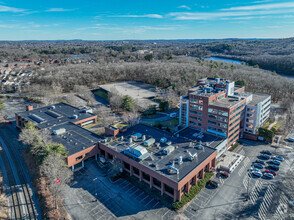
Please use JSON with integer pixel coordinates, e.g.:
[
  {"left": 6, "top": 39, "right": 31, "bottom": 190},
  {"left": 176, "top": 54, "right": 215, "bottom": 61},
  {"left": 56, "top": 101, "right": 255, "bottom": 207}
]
[
  {"left": 261, "top": 150, "right": 272, "bottom": 155},
  {"left": 265, "top": 169, "right": 277, "bottom": 176},
  {"left": 270, "top": 160, "right": 281, "bottom": 166},
  {"left": 263, "top": 172, "right": 274, "bottom": 179},
  {"left": 219, "top": 171, "right": 230, "bottom": 178},
  {"left": 256, "top": 160, "right": 265, "bottom": 165},
  {"left": 260, "top": 154, "right": 270, "bottom": 160},
  {"left": 207, "top": 180, "right": 219, "bottom": 188},
  {"left": 272, "top": 156, "right": 284, "bottom": 162},
  {"left": 254, "top": 163, "right": 265, "bottom": 169},
  {"left": 268, "top": 164, "right": 279, "bottom": 171}
]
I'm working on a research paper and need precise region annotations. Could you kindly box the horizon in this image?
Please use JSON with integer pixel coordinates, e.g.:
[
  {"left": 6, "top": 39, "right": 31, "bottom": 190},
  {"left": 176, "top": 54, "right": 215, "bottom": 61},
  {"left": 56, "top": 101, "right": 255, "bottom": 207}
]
[{"left": 0, "top": 0, "right": 294, "bottom": 40}]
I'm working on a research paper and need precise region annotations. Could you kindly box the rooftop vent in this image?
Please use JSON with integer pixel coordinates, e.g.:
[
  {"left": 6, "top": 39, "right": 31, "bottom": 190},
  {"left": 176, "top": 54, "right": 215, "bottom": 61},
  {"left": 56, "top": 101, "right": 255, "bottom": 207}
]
[
  {"left": 50, "top": 105, "right": 55, "bottom": 109},
  {"left": 52, "top": 128, "right": 66, "bottom": 135},
  {"left": 187, "top": 151, "right": 198, "bottom": 161},
  {"left": 29, "top": 114, "right": 46, "bottom": 123},
  {"left": 178, "top": 156, "right": 183, "bottom": 165},
  {"left": 72, "top": 114, "right": 78, "bottom": 119}
]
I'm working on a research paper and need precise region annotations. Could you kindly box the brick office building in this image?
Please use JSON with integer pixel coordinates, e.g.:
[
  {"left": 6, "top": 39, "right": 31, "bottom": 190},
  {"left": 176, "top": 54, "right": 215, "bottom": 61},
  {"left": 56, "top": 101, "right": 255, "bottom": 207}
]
[
  {"left": 99, "top": 124, "right": 220, "bottom": 202},
  {"left": 180, "top": 78, "right": 271, "bottom": 149},
  {"left": 15, "top": 102, "right": 102, "bottom": 170}
]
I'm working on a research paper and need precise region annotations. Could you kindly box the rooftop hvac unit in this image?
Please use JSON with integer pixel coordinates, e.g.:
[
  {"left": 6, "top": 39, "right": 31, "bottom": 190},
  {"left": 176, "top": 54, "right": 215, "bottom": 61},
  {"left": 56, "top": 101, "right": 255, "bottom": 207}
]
[
  {"left": 144, "top": 138, "right": 155, "bottom": 147},
  {"left": 72, "top": 114, "right": 78, "bottom": 119},
  {"left": 129, "top": 137, "right": 133, "bottom": 144},
  {"left": 163, "top": 145, "right": 175, "bottom": 155},
  {"left": 142, "top": 135, "right": 146, "bottom": 141},
  {"left": 178, "top": 156, "right": 183, "bottom": 165},
  {"left": 121, "top": 136, "right": 124, "bottom": 141},
  {"left": 160, "top": 137, "right": 167, "bottom": 143},
  {"left": 52, "top": 128, "right": 66, "bottom": 135},
  {"left": 166, "top": 141, "right": 172, "bottom": 146}
]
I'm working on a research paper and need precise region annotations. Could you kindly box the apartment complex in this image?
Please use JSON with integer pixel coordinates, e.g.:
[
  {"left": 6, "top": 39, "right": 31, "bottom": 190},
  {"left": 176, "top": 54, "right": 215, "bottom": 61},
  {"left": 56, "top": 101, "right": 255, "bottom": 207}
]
[
  {"left": 16, "top": 103, "right": 102, "bottom": 170},
  {"left": 100, "top": 124, "right": 220, "bottom": 202},
  {"left": 180, "top": 78, "right": 271, "bottom": 148}
]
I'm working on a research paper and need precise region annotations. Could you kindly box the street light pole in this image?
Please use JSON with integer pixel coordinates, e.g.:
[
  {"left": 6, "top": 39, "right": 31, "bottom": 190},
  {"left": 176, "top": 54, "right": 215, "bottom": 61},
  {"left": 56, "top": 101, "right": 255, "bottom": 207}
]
[{"left": 93, "top": 177, "right": 97, "bottom": 202}]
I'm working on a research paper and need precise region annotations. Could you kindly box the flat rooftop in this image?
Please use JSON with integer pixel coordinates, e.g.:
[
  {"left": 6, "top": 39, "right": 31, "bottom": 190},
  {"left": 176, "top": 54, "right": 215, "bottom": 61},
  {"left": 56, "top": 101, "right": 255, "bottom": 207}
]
[
  {"left": 17, "top": 102, "right": 95, "bottom": 129},
  {"left": 248, "top": 93, "right": 271, "bottom": 106},
  {"left": 210, "top": 96, "right": 245, "bottom": 108},
  {"left": 104, "top": 124, "right": 217, "bottom": 183},
  {"left": 177, "top": 127, "right": 224, "bottom": 149},
  {"left": 49, "top": 122, "right": 103, "bottom": 156},
  {"left": 99, "top": 81, "right": 158, "bottom": 108}
]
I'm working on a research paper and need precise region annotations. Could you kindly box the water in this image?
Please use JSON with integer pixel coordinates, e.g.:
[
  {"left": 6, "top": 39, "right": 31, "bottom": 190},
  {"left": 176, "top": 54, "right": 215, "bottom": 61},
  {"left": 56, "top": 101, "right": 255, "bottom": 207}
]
[
  {"left": 204, "top": 56, "right": 294, "bottom": 79},
  {"left": 204, "top": 56, "right": 243, "bottom": 64}
]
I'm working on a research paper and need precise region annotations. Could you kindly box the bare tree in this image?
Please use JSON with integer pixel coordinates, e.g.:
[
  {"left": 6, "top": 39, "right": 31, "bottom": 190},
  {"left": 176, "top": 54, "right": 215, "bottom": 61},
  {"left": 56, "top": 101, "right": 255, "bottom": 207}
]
[
  {"left": 94, "top": 108, "right": 116, "bottom": 130},
  {"left": 18, "top": 127, "right": 39, "bottom": 146},
  {"left": 122, "top": 111, "right": 141, "bottom": 127},
  {"left": 40, "top": 152, "right": 73, "bottom": 209},
  {"left": 108, "top": 87, "right": 122, "bottom": 112}
]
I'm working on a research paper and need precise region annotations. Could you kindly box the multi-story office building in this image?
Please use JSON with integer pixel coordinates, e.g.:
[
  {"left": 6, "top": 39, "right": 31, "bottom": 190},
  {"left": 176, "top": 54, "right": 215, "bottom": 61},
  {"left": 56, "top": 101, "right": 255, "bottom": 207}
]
[
  {"left": 243, "top": 93, "right": 271, "bottom": 135},
  {"left": 180, "top": 78, "right": 271, "bottom": 149}
]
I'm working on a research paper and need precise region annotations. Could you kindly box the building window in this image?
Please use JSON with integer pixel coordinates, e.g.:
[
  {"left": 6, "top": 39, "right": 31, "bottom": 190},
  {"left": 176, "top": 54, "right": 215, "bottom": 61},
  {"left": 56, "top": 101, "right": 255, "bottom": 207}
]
[
  {"left": 142, "top": 172, "right": 150, "bottom": 181},
  {"left": 181, "top": 186, "right": 185, "bottom": 192},
  {"left": 164, "top": 184, "right": 174, "bottom": 195},
  {"left": 133, "top": 167, "right": 140, "bottom": 176},
  {"left": 76, "top": 155, "right": 83, "bottom": 161},
  {"left": 108, "top": 153, "right": 113, "bottom": 160},
  {"left": 123, "top": 162, "right": 130, "bottom": 170},
  {"left": 190, "top": 178, "right": 194, "bottom": 185},
  {"left": 153, "top": 178, "right": 161, "bottom": 188}
]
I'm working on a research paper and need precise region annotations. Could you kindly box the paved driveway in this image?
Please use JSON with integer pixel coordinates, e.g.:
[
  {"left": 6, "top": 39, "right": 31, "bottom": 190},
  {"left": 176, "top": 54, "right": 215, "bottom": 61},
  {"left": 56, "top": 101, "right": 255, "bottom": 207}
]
[{"left": 61, "top": 160, "right": 175, "bottom": 220}]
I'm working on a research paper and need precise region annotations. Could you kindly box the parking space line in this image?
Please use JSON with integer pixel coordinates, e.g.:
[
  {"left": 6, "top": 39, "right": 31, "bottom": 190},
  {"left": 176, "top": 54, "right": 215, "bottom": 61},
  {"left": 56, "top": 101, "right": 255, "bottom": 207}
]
[
  {"left": 144, "top": 198, "right": 155, "bottom": 207},
  {"left": 151, "top": 201, "right": 160, "bottom": 209},
  {"left": 125, "top": 185, "right": 136, "bottom": 193},
  {"left": 134, "top": 191, "right": 145, "bottom": 200}
]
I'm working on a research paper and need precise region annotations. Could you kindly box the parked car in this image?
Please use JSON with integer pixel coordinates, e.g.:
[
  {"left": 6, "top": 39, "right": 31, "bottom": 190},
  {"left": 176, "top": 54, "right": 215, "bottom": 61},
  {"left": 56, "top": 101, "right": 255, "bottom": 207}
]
[
  {"left": 219, "top": 171, "right": 230, "bottom": 178},
  {"left": 265, "top": 169, "right": 277, "bottom": 176},
  {"left": 263, "top": 172, "right": 274, "bottom": 179},
  {"left": 251, "top": 171, "right": 262, "bottom": 177},
  {"left": 287, "top": 137, "right": 294, "bottom": 142},
  {"left": 270, "top": 160, "right": 281, "bottom": 165},
  {"left": 207, "top": 180, "right": 219, "bottom": 188},
  {"left": 261, "top": 150, "right": 272, "bottom": 155},
  {"left": 253, "top": 163, "right": 265, "bottom": 169},
  {"left": 250, "top": 167, "right": 261, "bottom": 173},
  {"left": 256, "top": 160, "right": 265, "bottom": 165},
  {"left": 272, "top": 156, "right": 284, "bottom": 162},
  {"left": 260, "top": 154, "right": 270, "bottom": 160},
  {"left": 268, "top": 164, "right": 279, "bottom": 171}
]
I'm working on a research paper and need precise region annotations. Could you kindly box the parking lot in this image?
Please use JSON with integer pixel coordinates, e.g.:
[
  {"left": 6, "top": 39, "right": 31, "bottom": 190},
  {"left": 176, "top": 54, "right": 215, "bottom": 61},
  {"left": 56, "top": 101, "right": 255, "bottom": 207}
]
[
  {"left": 183, "top": 139, "right": 294, "bottom": 220},
  {"left": 61, "top": 159, "right": 175, "bottom": 220}
]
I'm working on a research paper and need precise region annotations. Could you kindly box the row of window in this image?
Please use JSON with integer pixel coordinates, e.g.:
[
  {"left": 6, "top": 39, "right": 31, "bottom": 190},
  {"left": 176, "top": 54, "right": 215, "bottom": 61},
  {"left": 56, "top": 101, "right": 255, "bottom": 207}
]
[
  {"left": 229, "top": 128, "right": 239, "bottom": 139},
  {"left": 208, "top": 120, "right": 228, "bottom": 129},
  {"left": 231, "top": 103, "right": 245, "bottom": 115},
  {"left": 190, "top": 98, "right": 203, "bottom": 105},
  {"left": 229, "top": 123, "right": 239, "bottom": 134},
  {"left": 191, "top": 116, "right": 202, "bottom": 121},
  {"left": 229, "top": 117, "right": 240, "bottom": 128},
  {"left": 207, "top": 126, "right": 227, "bottom": 134},
  {"left": 190, "top": 110, "right": 203, "bottom": 116},
  {"left": 191, "top": 104, "right": 203, "bottom": 111},
  {"left": 190, "top": 121, "right": 202, "bottom": 127},
  {"left": 230, "top": 111, "right": 241, "bottom": 122}
]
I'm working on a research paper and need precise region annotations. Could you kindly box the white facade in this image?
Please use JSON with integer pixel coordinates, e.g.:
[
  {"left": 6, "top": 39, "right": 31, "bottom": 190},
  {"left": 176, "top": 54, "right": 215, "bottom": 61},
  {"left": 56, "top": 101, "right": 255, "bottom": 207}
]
[{"left": 244, "top": 94, "right": 271, "bottom": 134}]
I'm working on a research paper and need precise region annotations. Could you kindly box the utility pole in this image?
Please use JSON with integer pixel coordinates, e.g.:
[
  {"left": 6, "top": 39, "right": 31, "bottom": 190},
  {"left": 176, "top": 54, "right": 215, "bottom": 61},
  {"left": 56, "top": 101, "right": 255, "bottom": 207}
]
[{"left": 93, "top": 177, "right": 97, "bottom": 202}]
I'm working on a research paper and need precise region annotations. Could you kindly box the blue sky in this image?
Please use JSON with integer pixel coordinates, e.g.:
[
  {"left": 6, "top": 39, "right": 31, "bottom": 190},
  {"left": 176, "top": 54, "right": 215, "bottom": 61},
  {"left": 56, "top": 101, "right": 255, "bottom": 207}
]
[{"left": 0, "top": 0, "right": 293, "bottom": 40}]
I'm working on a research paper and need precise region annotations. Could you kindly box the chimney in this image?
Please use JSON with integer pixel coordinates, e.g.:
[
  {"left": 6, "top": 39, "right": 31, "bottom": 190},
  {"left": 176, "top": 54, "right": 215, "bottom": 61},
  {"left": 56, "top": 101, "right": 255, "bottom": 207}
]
[{"left": 26, "top": 105, "right": 33, "bottom": 111}]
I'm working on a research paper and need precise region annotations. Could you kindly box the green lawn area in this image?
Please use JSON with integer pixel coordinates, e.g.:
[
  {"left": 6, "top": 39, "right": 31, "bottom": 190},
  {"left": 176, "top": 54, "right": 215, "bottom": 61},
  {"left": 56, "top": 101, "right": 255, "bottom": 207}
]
[
  {"left": 95, "top": 89, "right": 108, "bottom": 100},
  {"left": 111, "top": 123, "right": 128, "bottom": 129}
]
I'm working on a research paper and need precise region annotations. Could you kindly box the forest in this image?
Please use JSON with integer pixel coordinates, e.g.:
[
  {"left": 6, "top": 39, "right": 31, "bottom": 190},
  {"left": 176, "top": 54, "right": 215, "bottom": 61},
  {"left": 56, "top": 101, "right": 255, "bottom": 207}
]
[{"left": 1, "top": 38, "right": 294, "bottom": 75}]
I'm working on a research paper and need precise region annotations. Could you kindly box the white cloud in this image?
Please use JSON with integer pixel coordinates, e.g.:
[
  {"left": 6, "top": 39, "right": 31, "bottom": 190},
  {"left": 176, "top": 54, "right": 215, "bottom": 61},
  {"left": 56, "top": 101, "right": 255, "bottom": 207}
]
[
  {"left": 111, "top": 14, "right": 163, "bottom": 18},
  {"left": 0, "top": 5, "right": 25, "bottom": 13},
  {"left": 223, "top": 2, "right": 294, "bottom": 11},
  {"left": 169, "top": 8, "right": 294, "bottom": 20},
  {"left": 178, "top": 5, "right": 191, "bottom": 10},
  {"left": 46, "top": 8, "right": 75, "bottom": 12}
]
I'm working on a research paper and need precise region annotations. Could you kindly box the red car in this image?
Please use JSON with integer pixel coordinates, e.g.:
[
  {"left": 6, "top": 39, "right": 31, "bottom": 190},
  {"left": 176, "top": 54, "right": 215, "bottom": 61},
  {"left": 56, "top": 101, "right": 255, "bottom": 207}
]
[{"left": 265, "top": 169, "right": 277, "bottom": 176}]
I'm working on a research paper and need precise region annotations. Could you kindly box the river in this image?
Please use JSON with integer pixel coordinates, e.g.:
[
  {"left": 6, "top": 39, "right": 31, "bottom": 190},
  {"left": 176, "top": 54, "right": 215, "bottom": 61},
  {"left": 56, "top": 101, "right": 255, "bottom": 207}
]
[{"left": 204, "top": 56, "right": 294, "bottom": 79}]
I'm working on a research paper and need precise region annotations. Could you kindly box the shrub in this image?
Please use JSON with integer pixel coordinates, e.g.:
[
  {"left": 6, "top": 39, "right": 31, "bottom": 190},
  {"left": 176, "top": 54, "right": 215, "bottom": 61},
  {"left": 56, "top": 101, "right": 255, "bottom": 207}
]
[
  {"left": 258, "top": 127, "right": 274, "bottom": 140},
  {"left": 172, "top": 172, "right": 214, "bottom": 210}
]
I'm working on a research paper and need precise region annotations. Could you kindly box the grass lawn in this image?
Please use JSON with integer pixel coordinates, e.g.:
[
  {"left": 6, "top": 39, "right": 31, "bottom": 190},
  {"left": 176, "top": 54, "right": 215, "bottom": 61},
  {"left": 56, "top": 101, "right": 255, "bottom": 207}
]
[{"left": 95, "top": 89, "right": 108, "bottom": 100}]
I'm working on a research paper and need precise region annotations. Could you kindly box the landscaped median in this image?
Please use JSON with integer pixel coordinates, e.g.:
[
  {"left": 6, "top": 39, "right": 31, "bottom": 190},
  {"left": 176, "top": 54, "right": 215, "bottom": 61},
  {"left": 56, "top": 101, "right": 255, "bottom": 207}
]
[{"left": 172, "top": 172, "right": 214, "bottom": 210}]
